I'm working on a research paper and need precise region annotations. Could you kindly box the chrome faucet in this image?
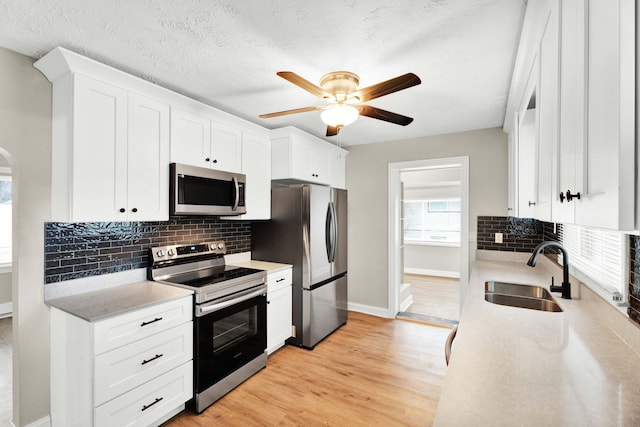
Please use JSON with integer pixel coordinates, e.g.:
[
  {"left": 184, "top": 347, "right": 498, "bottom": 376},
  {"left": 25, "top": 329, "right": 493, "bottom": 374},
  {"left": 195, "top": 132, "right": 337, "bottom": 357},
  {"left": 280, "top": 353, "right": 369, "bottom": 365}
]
[{"left": 527, "top": 241, "right": 572, "bottom": 299}]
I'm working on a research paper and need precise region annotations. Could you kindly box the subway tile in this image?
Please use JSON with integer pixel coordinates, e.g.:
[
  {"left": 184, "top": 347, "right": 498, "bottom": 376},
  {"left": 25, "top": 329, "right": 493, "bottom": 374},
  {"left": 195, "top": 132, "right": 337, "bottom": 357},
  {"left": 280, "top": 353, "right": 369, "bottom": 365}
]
[{"left": 44, "top": 215, "right": 252, "bottom": 283}]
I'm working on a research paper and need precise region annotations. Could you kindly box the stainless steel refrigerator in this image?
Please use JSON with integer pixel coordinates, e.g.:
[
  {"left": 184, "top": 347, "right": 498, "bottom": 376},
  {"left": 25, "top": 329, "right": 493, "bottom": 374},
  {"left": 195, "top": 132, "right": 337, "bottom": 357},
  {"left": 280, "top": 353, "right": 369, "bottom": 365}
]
[{"left": 252, "top": 184, "right": 347, "bottom": 349}]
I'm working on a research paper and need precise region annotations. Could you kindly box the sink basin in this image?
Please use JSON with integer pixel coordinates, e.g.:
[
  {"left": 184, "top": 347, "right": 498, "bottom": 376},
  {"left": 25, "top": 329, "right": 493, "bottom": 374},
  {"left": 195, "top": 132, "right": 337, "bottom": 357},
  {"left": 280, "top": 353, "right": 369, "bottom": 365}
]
[{"left": 484, "top": 281, "right": 563, "bottom": 312}]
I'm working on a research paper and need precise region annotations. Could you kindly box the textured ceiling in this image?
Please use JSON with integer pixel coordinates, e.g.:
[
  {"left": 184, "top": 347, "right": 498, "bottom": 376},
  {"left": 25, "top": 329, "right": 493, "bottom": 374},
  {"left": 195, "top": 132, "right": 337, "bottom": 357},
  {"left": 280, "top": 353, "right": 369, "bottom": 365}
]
[{"left": 0, "top": 0, "right": 526, "bottom": 146}]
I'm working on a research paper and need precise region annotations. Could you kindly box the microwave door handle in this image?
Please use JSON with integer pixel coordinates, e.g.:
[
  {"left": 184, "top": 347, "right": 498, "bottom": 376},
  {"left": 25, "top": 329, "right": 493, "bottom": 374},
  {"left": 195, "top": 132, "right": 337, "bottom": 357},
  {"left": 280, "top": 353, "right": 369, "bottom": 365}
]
[{"left": 232, "top": 176, "right": 239, "bottom": 211}]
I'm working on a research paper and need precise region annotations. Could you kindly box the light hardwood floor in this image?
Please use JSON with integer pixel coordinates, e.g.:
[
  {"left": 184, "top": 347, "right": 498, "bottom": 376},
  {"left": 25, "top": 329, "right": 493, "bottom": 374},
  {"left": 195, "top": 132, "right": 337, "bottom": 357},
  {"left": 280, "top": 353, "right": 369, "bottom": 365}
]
[
  {"left": 403, "top": 274, "right": 460, "bottom": 322},
  {"left": 163, "top": 311, "right": 449, "bottom": 427}
]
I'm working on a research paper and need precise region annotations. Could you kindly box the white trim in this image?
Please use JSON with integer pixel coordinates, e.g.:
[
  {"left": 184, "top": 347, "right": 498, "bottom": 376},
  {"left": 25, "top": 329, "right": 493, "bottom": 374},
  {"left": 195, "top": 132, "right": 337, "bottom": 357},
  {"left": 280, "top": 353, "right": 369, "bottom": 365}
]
[
  {"left": 399, "top": 295, "right": 413, "bottom": 312},
  {"left": 404, "top": 268, "right": 460, "bottom": 279},
  {"left": 347, "top": 302, "right": 390, "bottom": 318},
  {"left": 388, "top": 157, "right": 470, "bottom": 319},
  {"left": 24, "top": 415, "right": 51, "bottom": 427},
  {"left": 0, "top": 302, "right": 12, "bottom": 318},
  {"left": 404, "top": 240, "right": 460, "bottom": 248}
]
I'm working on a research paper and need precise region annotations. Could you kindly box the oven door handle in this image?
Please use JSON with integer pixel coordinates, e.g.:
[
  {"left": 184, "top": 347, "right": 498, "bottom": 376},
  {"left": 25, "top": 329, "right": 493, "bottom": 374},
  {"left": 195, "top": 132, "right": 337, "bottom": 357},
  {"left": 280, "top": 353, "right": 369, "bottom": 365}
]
[{"left": 197, "top": 286, "right": 266, "bottom": 316}]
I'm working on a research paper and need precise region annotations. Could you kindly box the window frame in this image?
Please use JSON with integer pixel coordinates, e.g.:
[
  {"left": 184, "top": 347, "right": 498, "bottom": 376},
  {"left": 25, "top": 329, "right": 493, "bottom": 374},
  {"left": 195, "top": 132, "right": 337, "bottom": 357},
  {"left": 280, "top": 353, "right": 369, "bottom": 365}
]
[
  {"left": 403, "top": 198, "right": 461, "bottom": 247},
  {"left": 0, "top": 167, "right": 11, "bottom": 272}
]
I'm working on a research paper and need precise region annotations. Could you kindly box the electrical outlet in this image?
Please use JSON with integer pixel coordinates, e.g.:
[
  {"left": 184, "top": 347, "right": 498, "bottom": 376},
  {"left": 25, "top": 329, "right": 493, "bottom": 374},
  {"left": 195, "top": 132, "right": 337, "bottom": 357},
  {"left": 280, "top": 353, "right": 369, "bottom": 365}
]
[{"left": 495, "top": 232, "right": 503, "bottom": 244}]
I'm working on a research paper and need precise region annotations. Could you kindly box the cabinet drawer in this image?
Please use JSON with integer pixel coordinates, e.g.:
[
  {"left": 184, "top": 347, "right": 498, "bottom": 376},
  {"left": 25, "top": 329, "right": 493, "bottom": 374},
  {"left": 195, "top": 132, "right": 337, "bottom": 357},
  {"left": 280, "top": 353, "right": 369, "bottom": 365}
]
[
  {"left": 267, "top": 269, "right": 292, "bottom": 292},
  {"left": 94, "top": 361, "right": 193, "bottom": 427},
  {"left": 94, "top": 321, "right": 192, "bottom": 406},
  {"left": 93, "top": 295, "right": 192, "bottom": 354}
]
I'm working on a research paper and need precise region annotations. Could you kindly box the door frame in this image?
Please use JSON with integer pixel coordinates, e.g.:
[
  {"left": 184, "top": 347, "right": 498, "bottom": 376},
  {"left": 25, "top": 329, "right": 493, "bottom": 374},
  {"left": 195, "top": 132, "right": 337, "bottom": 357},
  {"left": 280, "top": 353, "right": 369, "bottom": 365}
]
[{"left": 387, "top": 156, "right": 470, "bottom": 318}]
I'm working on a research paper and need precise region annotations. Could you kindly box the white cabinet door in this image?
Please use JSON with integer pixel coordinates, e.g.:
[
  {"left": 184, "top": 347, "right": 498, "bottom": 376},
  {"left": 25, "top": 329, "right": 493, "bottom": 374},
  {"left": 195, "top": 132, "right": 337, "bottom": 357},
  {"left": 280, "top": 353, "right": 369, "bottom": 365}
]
[
  {"left": 517, "top": 108, "right": 537, "bottom": 218},
  {"left": 170, "top": 107, "right": 211, "bottom": 168},
  {"left": 127, "top": 93, "right": 170, "bottom": 221},
  {"left": 267, "top": 285, "right": 292, "bottom": 354},
  {"left": 535, "top": 4, "right": 559, "bottom": 223},
  {"left": 289, "top": 136, "right": 329, "bottom": 184},
  {"left": 574, "top": 0, "right": 634, "bottom": 230},
  {"left": 73, "top": 75, "right": 128, "bottom": 222},
  {"left": 328, "top": 146, "right": 347, "bottom": 189},
  {"left": 210, "top": 121, "right": 242, "bottom": 173},
  {"left": 236, "top": 131, "right": 271, "bottom": 220},
  {"left": 553, "top": 0, "right": 587, "bottom": 225}
]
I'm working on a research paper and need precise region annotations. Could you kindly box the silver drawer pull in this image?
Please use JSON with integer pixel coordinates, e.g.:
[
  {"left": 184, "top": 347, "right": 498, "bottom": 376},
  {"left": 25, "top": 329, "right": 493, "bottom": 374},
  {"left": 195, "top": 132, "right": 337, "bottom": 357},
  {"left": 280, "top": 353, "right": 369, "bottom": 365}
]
[
  {"left": 140, "top": 317, "right": 163, "bottom": 327},
  {"left": 141, "top": 397, "right": 163, "bottom": 412},
  {"left": 141, "top": 353, "right": 163, "bottom": 366}
]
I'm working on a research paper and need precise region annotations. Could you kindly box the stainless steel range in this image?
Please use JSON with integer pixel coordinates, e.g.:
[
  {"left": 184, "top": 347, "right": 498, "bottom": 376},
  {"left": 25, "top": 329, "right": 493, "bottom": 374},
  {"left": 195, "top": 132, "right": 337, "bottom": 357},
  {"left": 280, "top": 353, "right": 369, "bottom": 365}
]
[{"left": 148, "top": 241, "right": 267, "bottom": 413}]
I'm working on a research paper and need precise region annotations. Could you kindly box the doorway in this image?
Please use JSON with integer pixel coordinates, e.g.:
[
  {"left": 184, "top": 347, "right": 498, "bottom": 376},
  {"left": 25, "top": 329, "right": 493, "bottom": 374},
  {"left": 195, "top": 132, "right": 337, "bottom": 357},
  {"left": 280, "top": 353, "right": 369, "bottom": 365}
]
[
  {"left": 387, "top": 157, "right": 469, "bottom": 323},
  {"left": 400, "top": 166, "right": 461, "bottom": 326}
]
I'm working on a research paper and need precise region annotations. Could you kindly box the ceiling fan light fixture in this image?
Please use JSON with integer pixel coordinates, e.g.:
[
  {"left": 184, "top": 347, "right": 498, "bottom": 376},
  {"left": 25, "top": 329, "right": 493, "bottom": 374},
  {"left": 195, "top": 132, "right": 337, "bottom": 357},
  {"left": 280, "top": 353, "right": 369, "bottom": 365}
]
[{"left": 321, "top": 104, "right": 359, "bottom": 127}]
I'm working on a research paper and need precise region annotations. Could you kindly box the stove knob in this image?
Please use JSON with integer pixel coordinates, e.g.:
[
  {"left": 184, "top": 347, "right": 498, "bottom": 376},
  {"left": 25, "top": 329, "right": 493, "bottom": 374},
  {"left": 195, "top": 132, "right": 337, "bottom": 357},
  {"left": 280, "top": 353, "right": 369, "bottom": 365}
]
[
  {"left": 167, "top": 249, "right": 175, "bottom": 256},
  {"left": 156, "top": 250, "right": 164, "bottom": 258},
  {"left": 217, "top": 243, "right": 225, "bottom": 250},
  {"left": 210, "top": 244, "right": 217, "bottom": 250}
]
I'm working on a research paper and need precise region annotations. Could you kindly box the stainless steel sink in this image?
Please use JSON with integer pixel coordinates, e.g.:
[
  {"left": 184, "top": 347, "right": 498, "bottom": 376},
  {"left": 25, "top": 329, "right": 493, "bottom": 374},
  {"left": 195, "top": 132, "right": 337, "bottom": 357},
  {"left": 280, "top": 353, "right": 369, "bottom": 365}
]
[{"left": 484, "top": 281, "right": 563, "bottom": 312}]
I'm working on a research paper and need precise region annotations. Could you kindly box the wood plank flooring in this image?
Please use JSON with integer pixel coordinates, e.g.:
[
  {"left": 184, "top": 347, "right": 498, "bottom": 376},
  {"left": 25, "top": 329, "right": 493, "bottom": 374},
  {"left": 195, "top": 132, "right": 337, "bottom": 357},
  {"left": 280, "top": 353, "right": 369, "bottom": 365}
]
[
  {"left": 163, "top": 311, "right": 449, "bottom": 427},
  {"left": 403, "top": 274, "right": 460, "bottom": 322}
]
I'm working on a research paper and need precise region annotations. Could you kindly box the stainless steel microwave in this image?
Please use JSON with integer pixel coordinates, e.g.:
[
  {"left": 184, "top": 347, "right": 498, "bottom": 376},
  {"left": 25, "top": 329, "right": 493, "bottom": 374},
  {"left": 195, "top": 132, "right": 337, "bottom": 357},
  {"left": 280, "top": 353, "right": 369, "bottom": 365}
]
[{"left": 170, "top": 163, "right": 246, "bottom": 216}]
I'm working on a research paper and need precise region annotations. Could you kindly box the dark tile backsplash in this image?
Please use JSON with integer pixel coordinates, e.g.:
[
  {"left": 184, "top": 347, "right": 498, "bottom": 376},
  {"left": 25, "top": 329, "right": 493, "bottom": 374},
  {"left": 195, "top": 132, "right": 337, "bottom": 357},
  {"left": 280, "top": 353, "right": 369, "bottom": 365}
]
[
  {"left": 476, "top": 216, "right": 545, "bottom": 252},
  {"left": 628, "top": 236, "right": 640, "bottom": 326},
  {"left": 44, "top": 216, "right": 251, "bottom": 284}
]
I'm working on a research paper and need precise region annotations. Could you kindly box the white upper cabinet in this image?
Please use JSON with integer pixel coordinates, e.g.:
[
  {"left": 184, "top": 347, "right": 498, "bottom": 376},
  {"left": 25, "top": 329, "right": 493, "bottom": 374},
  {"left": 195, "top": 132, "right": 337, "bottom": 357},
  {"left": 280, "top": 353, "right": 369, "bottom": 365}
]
[
  {"left": 505, "top": 0, "right": 635, "bottom": 230},
  {"left": 126, "top": 93, "right": 170, "bottom": 221},
  {"left": 535, "top": 2, "right": 559, "bottom": 223},
  {"left": 170, "top": 108, "right": 242, "bottom": 173},
  {"left": 35, "top": 47, "right": 272, "bottom": 222},
  {"left": 169, "top": 108, "right": 211, "bottom": 168},
  {"left": 224, "top": 131, "right": 271, "bottom": 220},
  {"left": 517, "top": 106, "right": 537, "bottom": 218},
  {"left": 271, "top": 126, "right": 347, "bottom": 187},
  {"left": 573, "top": 0, "right": 634, "bottom": 230},
  {"left": 37, "top": 68, "right": 169, "bottom": 222}
]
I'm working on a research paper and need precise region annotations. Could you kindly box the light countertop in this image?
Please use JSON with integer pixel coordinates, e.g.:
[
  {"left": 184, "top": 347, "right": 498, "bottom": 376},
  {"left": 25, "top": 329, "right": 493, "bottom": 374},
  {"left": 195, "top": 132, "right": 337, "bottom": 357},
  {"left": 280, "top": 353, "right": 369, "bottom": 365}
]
[
  {"left": 46, "top": 281, "right": 193, "bottom": 322},
  {"left": 434, "top": 256, "right": 640, "bottom": 426},
  {"left": 231, "top": 259, "right": 292, "bottom": 273}
]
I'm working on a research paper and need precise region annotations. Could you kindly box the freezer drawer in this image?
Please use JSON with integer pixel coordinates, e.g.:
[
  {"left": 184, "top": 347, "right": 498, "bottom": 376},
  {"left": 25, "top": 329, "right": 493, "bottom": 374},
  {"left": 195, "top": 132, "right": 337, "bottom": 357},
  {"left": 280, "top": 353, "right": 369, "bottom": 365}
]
[{"left": 303, "top": 274, "right": 348, "bottom": 348}]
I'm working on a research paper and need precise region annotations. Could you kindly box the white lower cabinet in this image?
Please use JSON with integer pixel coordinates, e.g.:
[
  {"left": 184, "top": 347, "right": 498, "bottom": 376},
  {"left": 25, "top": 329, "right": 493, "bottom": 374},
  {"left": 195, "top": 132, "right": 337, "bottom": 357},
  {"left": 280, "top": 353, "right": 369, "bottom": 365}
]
[
  {"left": 51, "top": 295, "right": 193, "bottom": 427},
  {"left": 266, "top": 268, "right": 292, "bottom": 354}
]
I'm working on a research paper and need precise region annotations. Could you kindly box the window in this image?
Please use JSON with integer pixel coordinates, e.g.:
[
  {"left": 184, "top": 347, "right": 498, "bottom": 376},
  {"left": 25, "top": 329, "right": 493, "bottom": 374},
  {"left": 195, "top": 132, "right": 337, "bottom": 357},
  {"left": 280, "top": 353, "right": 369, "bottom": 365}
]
[
  {"left": 0, "top": 172, "right": 11, "bottom": 266},
  {"left": 404, "top": 199, "right": 460, "bottom": 244},
  {"left": 558, "top": 223, "right": 626, "bottom": 305}
]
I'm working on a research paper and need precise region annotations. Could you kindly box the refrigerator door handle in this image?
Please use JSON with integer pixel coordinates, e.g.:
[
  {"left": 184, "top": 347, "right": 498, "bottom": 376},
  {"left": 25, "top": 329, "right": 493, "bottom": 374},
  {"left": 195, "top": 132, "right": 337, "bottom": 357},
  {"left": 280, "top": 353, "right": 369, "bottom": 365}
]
[{"left": 325, "top": 202, "right": 337, "bottom": 263}]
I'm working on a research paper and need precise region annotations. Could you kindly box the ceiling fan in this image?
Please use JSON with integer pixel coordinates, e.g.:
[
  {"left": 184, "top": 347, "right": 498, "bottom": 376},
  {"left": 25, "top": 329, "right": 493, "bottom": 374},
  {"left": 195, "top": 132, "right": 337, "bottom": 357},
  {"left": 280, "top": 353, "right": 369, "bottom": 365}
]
[{"left": 259, "top": 71, "right": 421, "bottom": 137}]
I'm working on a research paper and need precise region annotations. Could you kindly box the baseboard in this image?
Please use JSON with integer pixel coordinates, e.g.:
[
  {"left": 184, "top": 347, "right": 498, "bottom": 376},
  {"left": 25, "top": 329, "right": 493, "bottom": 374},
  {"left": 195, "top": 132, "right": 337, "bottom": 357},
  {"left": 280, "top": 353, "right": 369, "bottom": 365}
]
[
  {"left": 347, "top": 302, "right": 391, "bottom": 318},
  {"left": 399, "top": 295, "right": 413, "bottom": 312},
  {"left": 404, "top": 268, "right": 460, "bottom": 278},
  {"left": 25, "top": 415, "right": 51, "bottom": 427},
  {"left": 0, "top": 301, "right": 12, "bottom": 318}
]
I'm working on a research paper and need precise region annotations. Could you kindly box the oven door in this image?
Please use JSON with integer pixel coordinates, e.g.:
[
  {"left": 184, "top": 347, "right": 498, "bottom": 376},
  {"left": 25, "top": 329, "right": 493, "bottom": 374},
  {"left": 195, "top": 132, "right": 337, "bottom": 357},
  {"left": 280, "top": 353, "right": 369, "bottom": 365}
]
[{"left": 194, "top": 285, "right": 267, "bottom": 393}]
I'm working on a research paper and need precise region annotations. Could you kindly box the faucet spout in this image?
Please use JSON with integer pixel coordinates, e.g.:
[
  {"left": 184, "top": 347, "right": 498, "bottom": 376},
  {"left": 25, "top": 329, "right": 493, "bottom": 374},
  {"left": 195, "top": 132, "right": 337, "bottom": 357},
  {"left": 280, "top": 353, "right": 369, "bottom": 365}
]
[{"left": 527, "top": 241, "right": 571, "bottom": 299}]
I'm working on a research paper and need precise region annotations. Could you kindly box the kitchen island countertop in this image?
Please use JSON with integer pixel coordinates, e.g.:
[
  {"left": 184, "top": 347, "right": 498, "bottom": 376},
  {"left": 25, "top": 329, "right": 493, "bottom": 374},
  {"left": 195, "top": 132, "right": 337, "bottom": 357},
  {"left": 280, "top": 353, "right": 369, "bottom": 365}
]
[{"left": 434, "top": 255, "right": 640, "bottom": 426}]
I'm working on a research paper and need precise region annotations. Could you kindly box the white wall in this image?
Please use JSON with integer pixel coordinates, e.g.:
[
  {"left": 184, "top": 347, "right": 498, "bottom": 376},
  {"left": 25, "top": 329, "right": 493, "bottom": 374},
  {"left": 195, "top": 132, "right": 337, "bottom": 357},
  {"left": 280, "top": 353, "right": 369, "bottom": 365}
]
[
  {"left": 0, "top": 47, "right": 52, "bottom": 426},
  {"left": 0, "top": 272, "right": 11, "bottom": 307},
  {"left": 346, "top": 128, "right": 508, "bottom": 311},
  {"left": 404, "top": 244, "right": 460, "bottom": 277}
]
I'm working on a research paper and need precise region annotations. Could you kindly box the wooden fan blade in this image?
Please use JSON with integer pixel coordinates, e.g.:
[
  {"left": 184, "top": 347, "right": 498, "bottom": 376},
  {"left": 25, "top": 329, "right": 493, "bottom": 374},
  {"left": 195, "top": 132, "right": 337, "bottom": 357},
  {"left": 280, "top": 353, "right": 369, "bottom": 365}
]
[
  {"left": 259, "top": 105, "right": 324, "bottom": 119},
  {"left": 357, "top": 105, "right": 414, "bottom": 126},
  {"left": 277, "top": 71, "right": 330, "bottom": 99},
  {"left": 326, "top": 125, "right": 341, "bottom": 137},
  {"left": 353, "top": 73, "right": 421, "bottom": 102}
]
